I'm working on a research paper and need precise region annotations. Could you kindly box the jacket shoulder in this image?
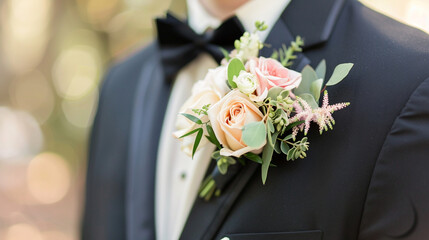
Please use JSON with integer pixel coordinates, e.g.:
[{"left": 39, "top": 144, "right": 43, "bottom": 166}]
[
  {"left": 351, "top": 1, "right": 429, "bottom": 56},
  {"left": 102, "top": 42, "right": 158, "bottom": 94}
]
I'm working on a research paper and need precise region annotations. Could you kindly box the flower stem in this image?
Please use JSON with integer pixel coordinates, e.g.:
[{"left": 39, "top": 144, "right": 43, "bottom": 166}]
[{"left": 199, "top": 176, "right": 217, "bottom": 201}]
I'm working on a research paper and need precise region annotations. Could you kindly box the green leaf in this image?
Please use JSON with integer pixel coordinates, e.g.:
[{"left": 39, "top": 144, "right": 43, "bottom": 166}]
[
  {"left": 181, "top": 113, "right": 202, "bottom": 124},
  {"left": 206, "top": 136, "right": 218, "bottom": 148},
  {"left": 280, "top": 141, "right": 290, "bottom": 155},
  {"left": 199, "top": 177, "right": 215, "bottom": 198},
  {"left": 271, "top": 50, "right": 279, "bottom": 60},
  {"left": 299, "top": 93, "right": 319, "bottom": 109},
  {"left": 244, "top": 152, "right": 263, "bottom": 164},
  {"left": 326, "top": 63, "right": 354, "bottom": 86},
  {"left": 285, "top": 120, "right": 305, "bottom": 132},
  {"left": 267, "top": 118, "right": 275, "bottom": 133},
  {"left": 294, "top": 65, "right": 318, "bottom": 96},
  {"left": 267, "top": 87, "right": 284, "bottom": 100},
  {"left": 315, "top": 59, "right": 326, "bottom": 80},
  {"left": 219, "top": 47, "right": 230, "bottom": 61},
  {"left": 261, "top": 132, "right": 278, "bottom": 184},
  {"left": 294, "top": 148, "right": 301, "bottom": 159},
  {"left": 280, "top": 90, "right": 290, "bottom": 98},
  {"left": 287, "top": 148, "right": 295, "bottom": 161},
  {"left": 192, "top": 128, "right": 203, "bottom": 158},
  {"left": 242, "top": 121, "right": 266, "bottom": 148},
  {"left": 206, "top": 124, "right": 221, "bottom": 149},
  {"left": 282, "top": 134, "right": 293, "bottom": 141},
  {"left": 217, "top": 158, "right": 228, "bottom": 175},
  {"left": 226, "top": 157, "right": 236, "bottom": 165},
  {"left": 238, "top": 157, "right": 246, "bottom": 165},
  {"left": 274, "top": 140, "right": 281, "bottom": 154},
  {"left": 267, "top": 132, "right": 275, "bottom": 147},
  {"left": 227, "top": 58, "right": 245, "bottom": 89},
  {"left": 310, "top": 78, "right": 324, "bottom": 102},
  {"left": 211, "top": 151, "right": 220, "bottom": 159},
  {"left": 179, "top": 128, "right": 201, "bottom": 138}
]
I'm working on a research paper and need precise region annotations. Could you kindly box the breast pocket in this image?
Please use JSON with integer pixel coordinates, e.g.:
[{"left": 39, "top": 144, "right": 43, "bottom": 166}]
[{"left": 220, "top": 230, "right": 323, "bottom": 240}]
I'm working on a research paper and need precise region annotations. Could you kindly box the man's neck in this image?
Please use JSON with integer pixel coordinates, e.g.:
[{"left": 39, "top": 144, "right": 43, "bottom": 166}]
[{"left": 199, "top": 0, "right": 250, "bottom": 21}]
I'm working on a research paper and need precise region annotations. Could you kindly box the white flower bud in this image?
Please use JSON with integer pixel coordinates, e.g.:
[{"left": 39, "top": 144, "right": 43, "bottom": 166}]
[
  {"left": 235, "top": 32, "right": 263, "bottom": 62},
  {"left": 233, "top": 70, "right": 258, "bottom": 94}
]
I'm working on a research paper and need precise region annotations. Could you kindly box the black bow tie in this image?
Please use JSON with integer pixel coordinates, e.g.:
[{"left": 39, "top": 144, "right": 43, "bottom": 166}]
[{"left": 156, "top": 13, "right": 245, "bottom": 82}]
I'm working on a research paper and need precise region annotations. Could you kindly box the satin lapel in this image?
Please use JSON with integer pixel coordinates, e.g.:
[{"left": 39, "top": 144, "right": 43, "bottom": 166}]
[
  {"left": 260, "top": 16, "right": 311, "bottom": 71},
  {"left": 126, "top": 43, "right": 171, "bottom": 240},
  {"left": 179, "top": 16, "right": 312, "bottom": 240}
]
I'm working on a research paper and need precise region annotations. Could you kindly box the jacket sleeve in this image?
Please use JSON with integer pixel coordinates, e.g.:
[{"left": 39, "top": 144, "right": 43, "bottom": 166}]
[
  {"left": 81, "top": 65, "right": 127, "bottom": 240},
  {"left": 358, "top": 77, "right": 429, "bottom": 240}
]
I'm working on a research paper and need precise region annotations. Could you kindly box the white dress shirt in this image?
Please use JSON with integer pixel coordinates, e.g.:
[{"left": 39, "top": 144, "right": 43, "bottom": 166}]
[{"left": 155, "top": 0, "right": 291, "bottom": 239}]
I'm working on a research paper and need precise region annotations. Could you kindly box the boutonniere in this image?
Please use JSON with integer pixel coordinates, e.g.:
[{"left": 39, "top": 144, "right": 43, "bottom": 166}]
[{"left": 173, "top": 21, "right": 352, "bottom": 200}]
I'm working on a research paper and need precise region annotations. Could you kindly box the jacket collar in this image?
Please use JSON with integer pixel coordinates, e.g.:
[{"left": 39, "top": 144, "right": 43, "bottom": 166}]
[{"left": 281, "top": 0, "right": 347, "bottom": 49}]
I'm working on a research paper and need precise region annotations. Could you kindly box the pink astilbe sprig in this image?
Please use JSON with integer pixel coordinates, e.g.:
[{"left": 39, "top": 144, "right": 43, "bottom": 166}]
[
  {"left": 289, "top": 90, "right": 349, "bottom": 138},
  {"left": 314, "top": 90, "right": 349, "bottom": 134}
]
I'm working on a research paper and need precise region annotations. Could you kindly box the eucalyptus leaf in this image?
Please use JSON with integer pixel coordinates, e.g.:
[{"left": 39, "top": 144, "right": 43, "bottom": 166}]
[
  {"left": 285, "top": 120, "right": 305, "bottom": 132},
  {"left": 274, "top": 140, "right": 281, "bottom": 154},
  {"left": 211, "top": 151, "right": 221, "bottom": 159},
  {"left": 268, "top": 132, "right": 275, "bottom": 147},
  {"left": 326, "top": 63, "right": 354, "bottom": 86},
  {"left": 310, "top": 78, "right": 324, "bottom": 102},
  {"left": 299, "top": 93, "right": 319, "bottom": 109},
  {"left": 294, "top": 148, "right": 301, "bottom": 159},
  {"left": 227, "top": 58, "right": 245, "bottom": 89},
  {"left": 242, "top": 121, "right": 266, "bottom": 148},
  {"left": 244, "top": 152, "right": 263, "bottom": 164},
  {"left": 267, "top": 118, "right": 275, "bottom": 133},
  {"left": 287, "top": 148, "right": 295, "bottom": 161},
  {"left": 192, "top": 128, "right": 203, "bottom": 158},
  {"left": 227, "top": 157, "right": 236, "bottom": 165},
  {"left": 267, "top": 87, "right": 284, "bottom": 99},
  {"left": 294, "top": 65, "right": 318, "bottom": 96},
  {"left": 280, "top": 141, "right": 290, "bottom": 155},
  {"left": 217, "top": 159, "right": 228, "bottom": 175},
  {"left": 315, "top": 59, "right": 326, "bottom": 80},
  {"left": 181, "top": 113, "right": 202, "bottom": 124},
  {"left": 282, "top": 134, "right": 293, "bottom": 141},
  {"left": 261, "top": 132, "right": 278, "bottom": 185},
  {"left": 280, "top": 90, "right": 290, "bottom": 98}
]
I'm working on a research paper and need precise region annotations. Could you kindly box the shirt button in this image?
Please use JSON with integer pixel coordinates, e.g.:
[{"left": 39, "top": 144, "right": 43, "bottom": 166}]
[{"left": 180, "top": 171, "right": 187, "bottom": 180}]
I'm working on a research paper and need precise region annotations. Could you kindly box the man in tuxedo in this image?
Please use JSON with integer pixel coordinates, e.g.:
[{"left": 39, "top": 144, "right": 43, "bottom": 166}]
[{"left": 82, "top": 0, "right": 429, "bottom": 239}]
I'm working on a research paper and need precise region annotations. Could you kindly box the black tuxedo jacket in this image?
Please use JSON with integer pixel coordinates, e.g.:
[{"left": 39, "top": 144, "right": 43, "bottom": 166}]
[{"left": 82, "top": 0, "right": 429, "bottom": 239}]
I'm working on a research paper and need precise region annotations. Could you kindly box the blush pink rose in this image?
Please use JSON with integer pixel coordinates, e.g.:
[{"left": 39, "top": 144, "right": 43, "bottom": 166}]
[{"left": 246, "top": 57, "right": 302, "bottom": 98}]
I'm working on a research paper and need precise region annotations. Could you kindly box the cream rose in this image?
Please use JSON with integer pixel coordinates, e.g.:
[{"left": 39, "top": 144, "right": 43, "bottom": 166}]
[
  {"left": 208, "top": 90, "right": 266, "bottom": 157},
  {"left": 173, "top": 66, "right": 229, "bottom": 156}
]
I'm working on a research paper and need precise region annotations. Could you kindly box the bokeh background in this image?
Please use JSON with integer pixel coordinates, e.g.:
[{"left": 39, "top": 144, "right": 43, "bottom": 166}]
[{"left": 0, "top": 0, "right": 428, "bottom": 239}]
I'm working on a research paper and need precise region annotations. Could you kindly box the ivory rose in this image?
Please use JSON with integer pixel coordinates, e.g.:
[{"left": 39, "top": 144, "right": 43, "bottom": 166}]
[
  {"left": 246, "top": 57, "right": 302, "bottom": 99},
  {"left": 173, "top": 66, "right": 229, "bottom": 156},
  {"left": 208, "top": 90, "right": 266, "bottom": 157}
]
